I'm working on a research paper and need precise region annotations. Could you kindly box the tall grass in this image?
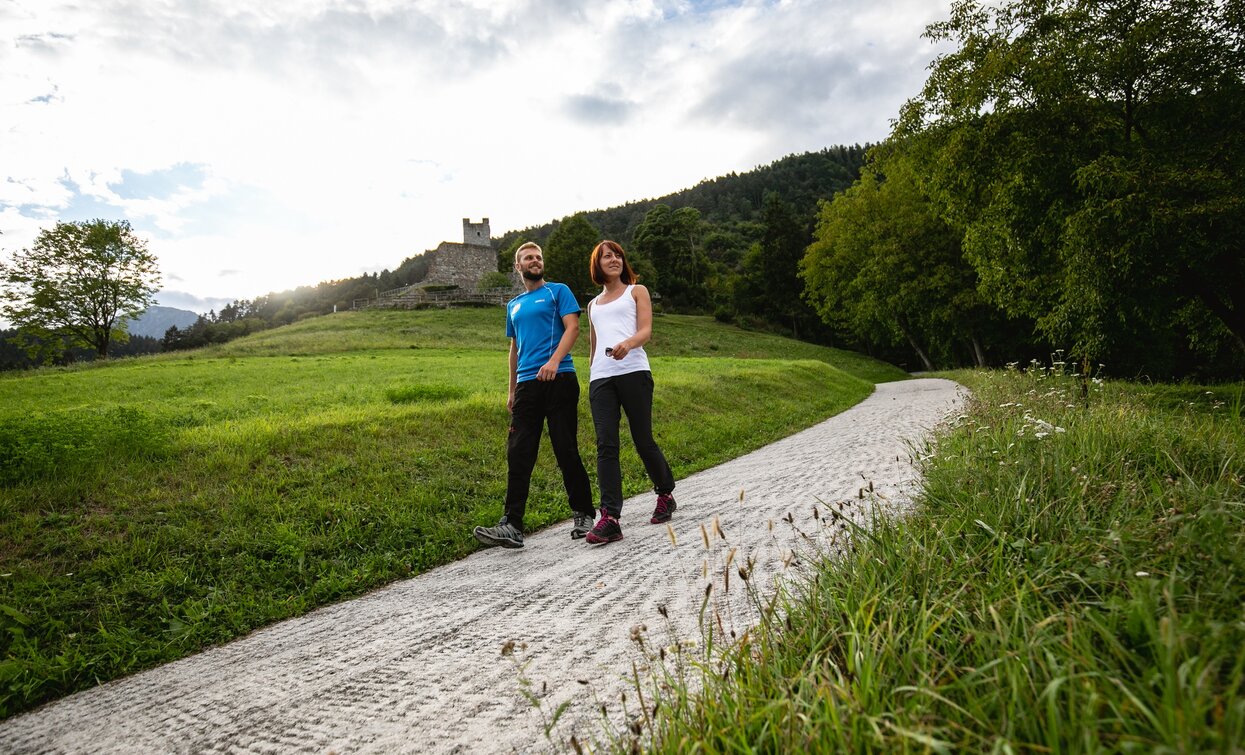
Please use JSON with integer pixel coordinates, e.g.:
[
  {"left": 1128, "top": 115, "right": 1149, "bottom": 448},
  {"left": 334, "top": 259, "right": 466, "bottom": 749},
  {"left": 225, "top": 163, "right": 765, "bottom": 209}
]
[
  {"left": 0, "top": 308, "right": 889, "bottom": 717},
  {"left": 636, "top": 365, "right": 1244, "bottom": 753}
]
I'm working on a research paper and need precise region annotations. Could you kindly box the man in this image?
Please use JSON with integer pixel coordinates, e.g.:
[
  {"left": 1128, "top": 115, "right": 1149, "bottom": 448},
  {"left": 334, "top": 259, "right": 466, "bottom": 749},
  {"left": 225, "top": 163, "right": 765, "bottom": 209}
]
[{"left": 472, "top": 242, "right": 596, "bottom": 549}]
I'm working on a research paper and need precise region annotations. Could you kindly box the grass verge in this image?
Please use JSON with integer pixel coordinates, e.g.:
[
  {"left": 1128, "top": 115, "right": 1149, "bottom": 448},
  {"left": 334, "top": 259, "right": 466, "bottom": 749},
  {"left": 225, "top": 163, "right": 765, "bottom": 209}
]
[{"left": 634, "top": 365, "right": 1244, "bottom": 752}]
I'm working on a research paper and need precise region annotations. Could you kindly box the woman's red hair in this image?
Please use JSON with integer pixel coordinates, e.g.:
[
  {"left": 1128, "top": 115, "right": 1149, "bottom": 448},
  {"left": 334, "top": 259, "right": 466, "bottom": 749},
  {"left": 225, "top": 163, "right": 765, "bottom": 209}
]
[{"left": 590, "top": 240, "right": 637, "bottom": 286}]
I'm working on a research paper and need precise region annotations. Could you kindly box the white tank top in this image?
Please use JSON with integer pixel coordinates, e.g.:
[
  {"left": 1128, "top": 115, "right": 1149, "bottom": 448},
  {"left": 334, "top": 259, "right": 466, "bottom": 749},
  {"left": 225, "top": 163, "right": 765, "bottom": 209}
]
[{"left": 589, "top": 285, "right": 651, "bottom": 381}]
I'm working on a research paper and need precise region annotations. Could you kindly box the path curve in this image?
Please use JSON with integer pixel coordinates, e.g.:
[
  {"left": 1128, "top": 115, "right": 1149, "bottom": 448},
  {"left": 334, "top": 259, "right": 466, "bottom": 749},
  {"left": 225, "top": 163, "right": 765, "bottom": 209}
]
[{"left": 0, "top": 378, "right": 965, "bottom": 754}]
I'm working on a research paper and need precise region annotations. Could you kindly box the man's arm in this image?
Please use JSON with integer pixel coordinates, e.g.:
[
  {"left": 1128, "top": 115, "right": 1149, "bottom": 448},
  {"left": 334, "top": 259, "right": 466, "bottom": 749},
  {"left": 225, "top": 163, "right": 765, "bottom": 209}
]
[
  {"left": 537, "top": 312, "right": 580, "bottom": 381},
  {"left": 508, "top": 338, "right": 519, "bottom": 411}
]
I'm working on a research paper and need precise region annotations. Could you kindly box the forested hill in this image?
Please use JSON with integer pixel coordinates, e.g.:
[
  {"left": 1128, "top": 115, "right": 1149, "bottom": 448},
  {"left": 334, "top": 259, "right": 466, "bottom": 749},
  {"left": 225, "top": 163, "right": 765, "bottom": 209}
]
[{"left": 495, "top": 146, "right": 868, "bottom": 251}]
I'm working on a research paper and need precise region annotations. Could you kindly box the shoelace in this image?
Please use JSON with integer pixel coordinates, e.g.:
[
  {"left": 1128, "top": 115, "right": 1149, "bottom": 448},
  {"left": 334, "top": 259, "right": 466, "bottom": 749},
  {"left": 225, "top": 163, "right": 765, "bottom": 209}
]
[{"left": 654, "top": 496, "right": 672, "bottom": 515}]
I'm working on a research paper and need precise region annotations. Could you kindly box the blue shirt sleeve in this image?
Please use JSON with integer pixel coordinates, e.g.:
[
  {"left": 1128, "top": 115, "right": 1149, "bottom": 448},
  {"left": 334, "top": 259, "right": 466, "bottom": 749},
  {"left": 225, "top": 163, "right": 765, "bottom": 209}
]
[{"left": 554, "top": 283, "right": 581, "bottom": 319}]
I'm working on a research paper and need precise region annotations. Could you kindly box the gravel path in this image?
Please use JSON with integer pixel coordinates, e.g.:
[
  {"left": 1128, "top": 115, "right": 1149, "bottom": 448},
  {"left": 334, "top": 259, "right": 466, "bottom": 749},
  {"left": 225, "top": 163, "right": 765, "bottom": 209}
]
[{"left": 0, "top": 377, "right": 965, "bottom": 754}]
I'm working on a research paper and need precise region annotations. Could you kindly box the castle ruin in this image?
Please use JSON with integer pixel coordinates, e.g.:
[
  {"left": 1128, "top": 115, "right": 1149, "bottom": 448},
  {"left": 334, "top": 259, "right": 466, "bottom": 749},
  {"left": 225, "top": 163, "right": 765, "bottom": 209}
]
[{"left": 422, "top": 218, "right": 498, "bottom": 289}]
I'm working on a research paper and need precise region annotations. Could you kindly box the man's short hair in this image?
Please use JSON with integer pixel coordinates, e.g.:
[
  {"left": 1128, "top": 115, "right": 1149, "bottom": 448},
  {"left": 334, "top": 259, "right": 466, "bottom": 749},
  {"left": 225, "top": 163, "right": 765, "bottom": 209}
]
[{"left": 514, "top": 241, "right": 542, "bottom": 264}]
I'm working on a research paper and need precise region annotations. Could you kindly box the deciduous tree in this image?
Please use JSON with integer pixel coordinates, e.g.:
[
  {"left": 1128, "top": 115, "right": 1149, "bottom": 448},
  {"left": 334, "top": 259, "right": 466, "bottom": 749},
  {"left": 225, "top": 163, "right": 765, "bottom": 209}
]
[
  {"left": 898, "top": 0, "right": 1245, "bottom": 374},
  {"left": 0, "top": 219, "right": 161, "bottom": 361},
  {"left": 801, "top": 153, "right": 993, "bottom": 370},
  {"left": 633, "top": 205, "right": 709, "bottom": 309},
  {"left": 544, "top": 214, "right": 600, "bottom": 301}
]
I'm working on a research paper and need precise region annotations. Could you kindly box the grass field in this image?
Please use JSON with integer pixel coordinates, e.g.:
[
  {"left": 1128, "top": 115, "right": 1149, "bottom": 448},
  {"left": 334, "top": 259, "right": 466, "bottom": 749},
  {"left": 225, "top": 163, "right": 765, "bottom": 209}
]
[
  {"left": 0, "top": 308, "right": 899, "bottom": 717},
  {"left": 632, "top": 364, "right": 1244, "bottom": 753}
]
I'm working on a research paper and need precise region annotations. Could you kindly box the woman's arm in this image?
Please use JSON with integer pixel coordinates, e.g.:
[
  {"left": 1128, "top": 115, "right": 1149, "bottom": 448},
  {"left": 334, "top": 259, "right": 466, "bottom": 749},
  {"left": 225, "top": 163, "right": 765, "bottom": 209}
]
[{"left": 587, "top": 300, "right": 596, "bottom": 366}]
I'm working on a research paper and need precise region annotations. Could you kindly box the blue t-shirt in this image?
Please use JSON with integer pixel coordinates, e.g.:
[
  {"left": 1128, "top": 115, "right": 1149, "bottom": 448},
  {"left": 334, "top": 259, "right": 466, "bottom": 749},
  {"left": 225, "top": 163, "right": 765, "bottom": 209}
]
[{"left": 506, "top": 282, "right": 581, "bottom": 383}]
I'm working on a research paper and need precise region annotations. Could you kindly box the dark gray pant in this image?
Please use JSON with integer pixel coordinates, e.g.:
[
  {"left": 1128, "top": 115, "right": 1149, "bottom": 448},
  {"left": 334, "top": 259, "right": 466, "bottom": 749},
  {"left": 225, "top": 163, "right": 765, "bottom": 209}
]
[
  {"left": 589, "top": 370, "right": 675, "bottom": 518},
  {"left": 504, "top": 373, "right": 594, "bottom": 530}
]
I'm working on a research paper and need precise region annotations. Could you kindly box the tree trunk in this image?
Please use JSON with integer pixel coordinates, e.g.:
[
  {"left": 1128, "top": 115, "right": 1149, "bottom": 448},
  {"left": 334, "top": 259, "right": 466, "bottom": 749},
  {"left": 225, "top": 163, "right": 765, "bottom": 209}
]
[
  {"left": 897, "top": 320, "right": 935, "bottom": 372},
  {"left": 970, "top": 333, "right": 987, "bottom": 367},
  {"left": 1188, "top": 271, "right": 1245, "bottom": 355}
]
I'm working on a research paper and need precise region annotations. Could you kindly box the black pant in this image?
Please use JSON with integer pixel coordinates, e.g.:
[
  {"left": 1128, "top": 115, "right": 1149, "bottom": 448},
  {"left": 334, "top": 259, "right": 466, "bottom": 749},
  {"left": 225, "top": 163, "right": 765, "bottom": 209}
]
[
  {"left": 504, "top": 373, "right": 594, "bottom": 529},
  {"left": 589, "top": 370, "right": 675, "bottom": 518}
]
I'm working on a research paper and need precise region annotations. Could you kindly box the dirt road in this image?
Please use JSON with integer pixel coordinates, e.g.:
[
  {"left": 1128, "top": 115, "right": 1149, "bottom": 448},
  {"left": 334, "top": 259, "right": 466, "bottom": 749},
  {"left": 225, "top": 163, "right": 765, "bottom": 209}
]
[{"left": 0, "top": 377, "right": 964, "bottom": 753}]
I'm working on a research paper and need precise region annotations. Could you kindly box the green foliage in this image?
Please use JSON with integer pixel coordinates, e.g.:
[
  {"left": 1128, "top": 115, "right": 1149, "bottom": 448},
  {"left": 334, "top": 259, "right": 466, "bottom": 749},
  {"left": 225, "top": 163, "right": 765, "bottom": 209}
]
[
  {"left": 0, "top": 307, "right": 894, "bottom": 717},
  {"left": 732, "top": 193, "right": 823, "bottom": 339},
  {"left": 543, "top": 214, "right": 600, "bottom": 301},
  {"left": 476, "top": 271, "right": 513, "bottom": 291},
  {"left": 897, "top": 0, "right": 1245, "bottom": 375},
  {"left": 633, "top": 205, "right": 710, "bottom": 310},
  {"left": 802, "top": 151, "right": 1017, "bottom": 370},
  {"left": 0, "top": 220, "right": 160, "bottom": 361},
  {"left": 643, "top": 367, "right": 1245, "bottom": 752}
]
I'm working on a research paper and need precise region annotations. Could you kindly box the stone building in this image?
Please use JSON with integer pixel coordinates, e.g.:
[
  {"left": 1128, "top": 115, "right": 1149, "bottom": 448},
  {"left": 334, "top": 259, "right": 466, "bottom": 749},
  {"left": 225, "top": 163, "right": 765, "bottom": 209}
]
[{"left": 422, "top": 218, "right": 498, "bottom": 289}]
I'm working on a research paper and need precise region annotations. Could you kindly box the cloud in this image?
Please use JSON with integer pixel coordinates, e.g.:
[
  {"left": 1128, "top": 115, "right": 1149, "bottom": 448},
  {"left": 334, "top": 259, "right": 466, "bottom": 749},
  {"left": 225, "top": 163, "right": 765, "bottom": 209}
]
[
  {"left": 563, "top": 89, "right": 636, "bottom": 124},
  {"left": 1, "top": 0, "right": 954, "bottom": 307}
]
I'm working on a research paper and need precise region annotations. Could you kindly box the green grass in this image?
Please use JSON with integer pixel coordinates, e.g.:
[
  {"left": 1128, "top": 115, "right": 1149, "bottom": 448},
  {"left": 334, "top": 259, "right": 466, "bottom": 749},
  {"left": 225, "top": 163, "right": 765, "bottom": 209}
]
[
  {"left": 0, "top": 308, "right": 893, "bottom": 717},
  {"left": 190, "top": 309, "right": 910, "bottom": 384},
  {"left": 634, "top": 366, "right": 1245, "bottom": 753}
]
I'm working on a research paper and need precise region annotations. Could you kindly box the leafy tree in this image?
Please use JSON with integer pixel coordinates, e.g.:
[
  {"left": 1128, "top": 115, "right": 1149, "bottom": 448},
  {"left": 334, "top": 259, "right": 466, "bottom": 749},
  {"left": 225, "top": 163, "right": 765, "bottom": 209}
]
[
  {"left": 543, "top": 214, "right": 600, "bottom": 300},
  {"left": 0, "top": 219, "right": 161, "bottom": 360},
  {"left": 802, "top": 152, "right": 996, "bottom": 370},
  {"left": 633, "top": 205, "right": 710, "bottom": 310},
  {"left": 898, "top": 0, "right": 1245, "bottom": 375},
  {"left": 734, "top": 193, "right": 820, "bottom": 337}
]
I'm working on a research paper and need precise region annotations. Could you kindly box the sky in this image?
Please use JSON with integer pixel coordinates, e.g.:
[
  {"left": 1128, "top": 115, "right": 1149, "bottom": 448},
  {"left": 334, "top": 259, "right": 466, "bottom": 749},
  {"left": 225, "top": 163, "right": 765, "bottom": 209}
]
[{"left": 1, "top": 0, "right": 953, "bottom": 315}]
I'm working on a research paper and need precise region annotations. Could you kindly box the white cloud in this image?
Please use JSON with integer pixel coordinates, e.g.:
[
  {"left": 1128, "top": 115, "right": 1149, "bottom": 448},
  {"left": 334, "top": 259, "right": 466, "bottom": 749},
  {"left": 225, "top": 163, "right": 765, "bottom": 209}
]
[{"left": 1, "top": 0, "right": 953, "bottom": 313}]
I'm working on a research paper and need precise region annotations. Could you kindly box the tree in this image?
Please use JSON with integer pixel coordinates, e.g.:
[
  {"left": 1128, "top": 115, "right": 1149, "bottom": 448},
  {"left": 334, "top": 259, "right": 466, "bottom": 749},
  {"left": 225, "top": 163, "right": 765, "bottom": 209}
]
[
  {"left": 733, "top": 193, "right": 820, "bottom": 337},
  {"left": 633, "top": 205, "right": 710, "bottom": 310},
  {"left": 897, "top": 0, "right": 1245, "bottom": 375},
  {"left": 0, "top": 219, "right": 161, "bottom": 361},
  {"left": 543, "top": 214, "right": 600, "bottom": 300},
  {"left": 801, "top": 151, "right": 1000, "bottom": 370}
]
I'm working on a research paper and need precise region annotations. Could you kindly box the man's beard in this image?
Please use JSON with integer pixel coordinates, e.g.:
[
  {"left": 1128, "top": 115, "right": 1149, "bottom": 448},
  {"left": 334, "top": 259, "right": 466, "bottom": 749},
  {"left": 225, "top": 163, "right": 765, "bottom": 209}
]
[{"left": 521, "top": 268, "right": 544, "bottom": 281}]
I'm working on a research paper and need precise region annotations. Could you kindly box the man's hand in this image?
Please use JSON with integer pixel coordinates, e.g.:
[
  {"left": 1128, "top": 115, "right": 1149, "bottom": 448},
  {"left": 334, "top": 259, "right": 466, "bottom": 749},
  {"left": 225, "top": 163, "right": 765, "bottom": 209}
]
[
  {"left": 507, "top": 392, "right": 515, "bottom": 413},
  {"left": 537, "top": 358, "right": 560, "bottom": 381}
]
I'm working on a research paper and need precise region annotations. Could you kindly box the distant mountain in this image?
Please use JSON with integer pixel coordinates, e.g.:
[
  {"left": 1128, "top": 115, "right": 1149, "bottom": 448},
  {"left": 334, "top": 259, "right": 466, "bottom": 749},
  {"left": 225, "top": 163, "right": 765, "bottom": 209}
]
[{"left": 128, "top": 306, "right": 199, "bottom": 338}]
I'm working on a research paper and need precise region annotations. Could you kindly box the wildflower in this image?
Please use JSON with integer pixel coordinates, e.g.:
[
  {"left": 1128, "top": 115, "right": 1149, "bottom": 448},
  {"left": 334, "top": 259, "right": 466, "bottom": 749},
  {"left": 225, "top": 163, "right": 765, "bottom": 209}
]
[{"left": 1135, "top": 571, "right": 1150, "bottom": 578}]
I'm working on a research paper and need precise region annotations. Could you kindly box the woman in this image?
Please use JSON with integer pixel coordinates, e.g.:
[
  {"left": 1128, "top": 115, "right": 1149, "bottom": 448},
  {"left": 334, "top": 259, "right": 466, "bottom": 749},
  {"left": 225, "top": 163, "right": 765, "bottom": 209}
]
[{"left": 583, "top": 240, "right": 677, "bottom": 545}]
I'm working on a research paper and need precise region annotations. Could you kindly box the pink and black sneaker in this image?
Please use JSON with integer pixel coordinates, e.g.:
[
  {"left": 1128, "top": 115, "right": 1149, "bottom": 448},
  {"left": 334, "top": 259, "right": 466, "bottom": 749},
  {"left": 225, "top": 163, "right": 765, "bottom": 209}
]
[
  {"left": 585, "top": 513, "right": 623, "bottom": 545},
  {"left": 650, "top": 493, "right": 676, "bottom": 524}
]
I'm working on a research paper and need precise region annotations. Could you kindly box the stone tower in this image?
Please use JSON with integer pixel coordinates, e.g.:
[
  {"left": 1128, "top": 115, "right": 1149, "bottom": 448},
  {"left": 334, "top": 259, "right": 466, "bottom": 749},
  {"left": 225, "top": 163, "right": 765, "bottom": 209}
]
[
  {"left": 420, "top": 217, "right": 497, "bottom": 289},
  {"left": 462, "top": 218, "right": 491, "bottom": 247}
]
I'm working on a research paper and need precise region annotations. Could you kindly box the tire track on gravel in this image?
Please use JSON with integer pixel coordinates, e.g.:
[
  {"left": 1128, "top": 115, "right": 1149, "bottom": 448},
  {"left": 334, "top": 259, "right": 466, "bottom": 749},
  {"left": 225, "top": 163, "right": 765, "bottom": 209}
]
[{"left": 0, "top": 378, "right": 965, "bottom": 754}]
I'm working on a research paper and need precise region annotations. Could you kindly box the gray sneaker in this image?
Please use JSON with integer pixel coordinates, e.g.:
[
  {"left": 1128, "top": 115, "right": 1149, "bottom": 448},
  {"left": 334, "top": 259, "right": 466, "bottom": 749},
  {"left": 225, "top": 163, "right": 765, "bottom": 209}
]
[
  {"left": 473, "top": 518, "right": 524, "bottom": 549},
  {"left": 571, "top": 511, "right": 595, "bottom": 540}
]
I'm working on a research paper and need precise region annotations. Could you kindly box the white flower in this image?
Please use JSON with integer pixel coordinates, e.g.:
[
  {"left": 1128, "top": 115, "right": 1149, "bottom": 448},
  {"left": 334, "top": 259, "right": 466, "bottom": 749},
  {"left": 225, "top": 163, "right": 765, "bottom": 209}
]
[{"left": 1135, "top": 571, "right": 1150, "bottom": 577}]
